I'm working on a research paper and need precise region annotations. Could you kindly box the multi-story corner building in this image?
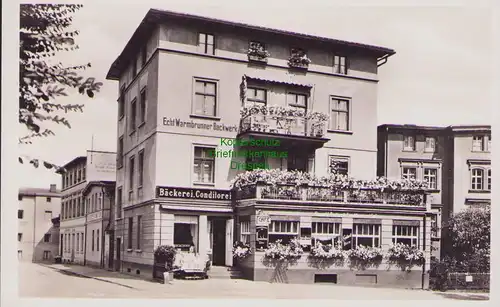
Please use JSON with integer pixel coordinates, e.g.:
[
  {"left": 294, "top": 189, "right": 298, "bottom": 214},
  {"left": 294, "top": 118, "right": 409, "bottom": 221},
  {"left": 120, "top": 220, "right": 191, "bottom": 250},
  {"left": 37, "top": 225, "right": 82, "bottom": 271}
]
[
  {"left": 106, "top": 9, "right": 435, "bottom": 288},
  {"left": 82, "top": 180, "right": 116, "bottom": 269},
  {"left": 377, "top": 124, "right": 492, "bottom": 259},
  {"left": 18, "top": 184, "right": 61, "bottom": 262},
  {"left": 58, "top": 150, "right": 116, "bottom": 265}
]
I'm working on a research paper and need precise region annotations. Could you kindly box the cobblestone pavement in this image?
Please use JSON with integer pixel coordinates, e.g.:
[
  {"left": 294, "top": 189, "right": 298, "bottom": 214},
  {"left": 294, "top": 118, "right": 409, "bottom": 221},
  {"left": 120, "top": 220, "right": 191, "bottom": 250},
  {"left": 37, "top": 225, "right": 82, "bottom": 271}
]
[{"left": 18, "top": 262, "right": 489, "bottom": 300}]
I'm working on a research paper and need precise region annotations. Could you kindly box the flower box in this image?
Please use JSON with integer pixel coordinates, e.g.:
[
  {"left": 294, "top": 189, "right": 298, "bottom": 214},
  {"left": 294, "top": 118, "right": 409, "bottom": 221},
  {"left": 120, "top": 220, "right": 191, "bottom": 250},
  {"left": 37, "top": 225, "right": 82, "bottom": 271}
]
[
  {"left": 288, "top": 61, "right": 309, "bottom": 70},
  {"left": 248, "top": 54, "right": 268, "bottom": 63}
]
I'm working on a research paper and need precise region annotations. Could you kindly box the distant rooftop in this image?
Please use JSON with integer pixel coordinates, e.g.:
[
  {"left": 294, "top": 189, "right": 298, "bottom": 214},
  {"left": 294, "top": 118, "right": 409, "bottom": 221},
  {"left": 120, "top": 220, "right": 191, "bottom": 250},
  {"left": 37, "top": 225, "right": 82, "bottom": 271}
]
[
  {"left": 106, "top": 8, "right": 396, "bottom": 80},
  {"left": 19, "top": 186, "right": 61, "bottom": 197}
]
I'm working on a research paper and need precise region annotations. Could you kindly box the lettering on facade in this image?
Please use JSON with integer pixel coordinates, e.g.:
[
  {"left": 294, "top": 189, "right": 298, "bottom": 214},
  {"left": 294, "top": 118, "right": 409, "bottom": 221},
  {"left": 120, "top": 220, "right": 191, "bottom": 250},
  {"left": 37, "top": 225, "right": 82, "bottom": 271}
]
[
  {"left": 255, "top": 209, "right": 270, "bottom": 226},
  {"left": 156, "top": 186, "right": 232, "bottom": 201},
  {"left": 162, "top": 117, "right": 238, "bottom": 133}
]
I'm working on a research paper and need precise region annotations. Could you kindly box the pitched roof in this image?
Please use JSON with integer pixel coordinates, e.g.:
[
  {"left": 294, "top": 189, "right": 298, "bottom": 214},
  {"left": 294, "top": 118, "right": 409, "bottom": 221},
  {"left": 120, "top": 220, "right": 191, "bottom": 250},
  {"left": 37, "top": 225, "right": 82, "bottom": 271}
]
[
  {"left": 19, "top": 187, "right": 61, "bottom": 197},
  {"left": 106, "top": 8, "right": 396, "bottom": 80}
]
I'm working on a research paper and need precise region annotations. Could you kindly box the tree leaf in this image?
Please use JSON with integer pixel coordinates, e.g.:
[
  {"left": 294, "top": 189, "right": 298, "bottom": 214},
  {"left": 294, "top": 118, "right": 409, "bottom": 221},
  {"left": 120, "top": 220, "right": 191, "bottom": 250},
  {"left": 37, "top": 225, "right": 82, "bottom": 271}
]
[
  {"left": 86, "top": 89, "right": 94, "bottom": 98},
  {"left": 43, "top": 161, "right": 53, "bottom": 169},
  {"left": 19, "top": 157, "right": 23, "bottom": 164}
]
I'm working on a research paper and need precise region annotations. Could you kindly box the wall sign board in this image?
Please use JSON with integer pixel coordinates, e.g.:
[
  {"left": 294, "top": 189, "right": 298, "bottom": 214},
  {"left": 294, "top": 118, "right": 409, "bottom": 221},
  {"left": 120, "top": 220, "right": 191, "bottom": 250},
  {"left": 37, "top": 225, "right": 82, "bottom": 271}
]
[{"left": 156, "top": 186, "right": 232, "bottom": 201}]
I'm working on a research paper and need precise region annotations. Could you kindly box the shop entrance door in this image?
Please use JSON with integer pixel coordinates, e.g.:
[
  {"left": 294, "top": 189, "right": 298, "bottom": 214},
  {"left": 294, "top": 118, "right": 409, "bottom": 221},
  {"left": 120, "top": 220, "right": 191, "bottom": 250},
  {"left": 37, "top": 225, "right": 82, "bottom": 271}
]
[{"left": 212, "top": 219, "right": 226, "bottom": 266}]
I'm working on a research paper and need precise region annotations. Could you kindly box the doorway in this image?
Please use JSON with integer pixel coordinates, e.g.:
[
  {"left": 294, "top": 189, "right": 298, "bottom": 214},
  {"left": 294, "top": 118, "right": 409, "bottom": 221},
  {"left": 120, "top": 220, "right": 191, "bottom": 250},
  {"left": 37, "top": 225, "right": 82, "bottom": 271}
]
[
  {"left": 212, "top": 219, "right": 226, "bottom": 266},
  {"left": 115, "top": 237, "right": 121, "bottom": 271}
]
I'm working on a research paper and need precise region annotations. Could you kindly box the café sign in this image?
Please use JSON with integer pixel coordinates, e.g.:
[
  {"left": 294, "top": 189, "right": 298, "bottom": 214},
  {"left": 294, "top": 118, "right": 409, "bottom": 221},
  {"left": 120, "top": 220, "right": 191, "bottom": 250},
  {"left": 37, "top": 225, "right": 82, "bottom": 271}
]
[
  {"left": 255, "top": 209, "right": 271, "bottom": 226},
  {"left": 156, "top": 186, "right": 232, "bottom": 201}
]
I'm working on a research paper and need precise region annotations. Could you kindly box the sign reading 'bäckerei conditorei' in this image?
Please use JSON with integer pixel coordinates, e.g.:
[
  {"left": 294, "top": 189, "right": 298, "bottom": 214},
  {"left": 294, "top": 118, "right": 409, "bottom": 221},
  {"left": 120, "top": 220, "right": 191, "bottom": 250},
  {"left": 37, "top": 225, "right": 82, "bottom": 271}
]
[{"left": 156, "top": 186, "right": 232, "bottom": 201}]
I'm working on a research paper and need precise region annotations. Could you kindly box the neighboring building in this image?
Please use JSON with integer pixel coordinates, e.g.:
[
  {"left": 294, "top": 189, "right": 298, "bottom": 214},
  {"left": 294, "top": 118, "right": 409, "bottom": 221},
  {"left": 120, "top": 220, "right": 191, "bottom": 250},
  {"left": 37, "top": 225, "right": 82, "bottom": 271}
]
[
  {"left": 18, "top": 184, "right": 61, "bottom": 262},
  {"left": 377, "top": 124, "right": 492, "bottom": 259},
  {"left": 82, "top": 180, "right": 116, "bottom": 269},
  {"left": 106, "top": 9, "right": 435, "bottom": 288},
  {"left": 58, "top": 150, "right": 116, "bottom": 265}
]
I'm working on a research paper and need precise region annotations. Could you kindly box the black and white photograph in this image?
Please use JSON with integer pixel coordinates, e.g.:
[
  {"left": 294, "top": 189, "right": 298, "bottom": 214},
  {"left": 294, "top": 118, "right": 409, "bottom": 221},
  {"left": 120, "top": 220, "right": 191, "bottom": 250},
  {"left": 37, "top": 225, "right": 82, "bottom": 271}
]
[{"left": 1, "top": 0, "right": 497, "bottom": 304}]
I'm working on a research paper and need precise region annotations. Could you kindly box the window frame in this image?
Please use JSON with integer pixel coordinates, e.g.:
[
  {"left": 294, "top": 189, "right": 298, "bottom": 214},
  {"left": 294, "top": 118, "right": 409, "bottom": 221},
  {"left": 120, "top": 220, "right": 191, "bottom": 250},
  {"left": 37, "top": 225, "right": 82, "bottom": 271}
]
[
  {"left": 311, "top": 222, "right": 341, "bottom": 246},
  {"left": 129, "top": 155, "right": 135, "bottom": 198},
  {"left": 487, "top": 169, "right": 491, "bottom": 191},
  {"left": 352, "top": 224, "right": 381, "bottom": 248},
  {"left": 129, "top": 98, "right": 137, "bottom": 134},
  {"left": 192, "top": 79, "right": 218, "bottom": 117},
  {"left": 333, "top": 54, "right": 348, "bottom": 75},
  {"left": 470, "top": 168, "right": 485, "bottom": 191},
  {"left": 117, "top": 136, "right": 124, "bottom": 169},
  {"left": 286, "top": 92, "right": 308, "bottom": 112},
  {"left": 392, "top": 225, "right": 419, "bottom": 247},
  {"left": 92, "top": 229, "right": 95, "bottom": 251},
  {"left": 138, "top": 150, "right": 144, "bottom": 188},
  {"left": 329, "top": 97, "right": 350, "bottom": 131},
  {"left": 118, "top": 85, "right": 125, "bottom": 119},
  {"left": 192, "top": 146, "right": 216, "bottom": 185},
  {"left": 18, "top": 209, "right": 24, "bottom": 219},
  {"left": 424, "top": 136, "right": 437, "bottom": 153},
  {"left": 18, "top": 233, "right": 23, "bottom": 242},
  {"left": 472, "top": 136, "right": 485, "bottom": 152},
  {"left": 246, "top": 86, "right": 267, "bottom": 106},
  {"left": 402, "top": 167, "right": 417, "bottom": 180},
  {"left": 116, "top": 187, "right": 123, "bottom": 219},
  {"left": 128, "top": 217, "right": 133, "bottom": 249},
  {"left": 268, "top": 220, "right": 299, "bottom": 244},
  {"left": 328, "top": 155, "right": 350, "bottom": 176},
  {"left": 198, "top": 33, "right": 215, "bottom": 55},
  {"left": 423, "top": 168, "right": 438, "bottom": 190},
  {"left": 139, "top": 87, "right": 147, "bottom": 126},
  {"left": 240, "top": 221, "right": 251, "bottom": 244},
  {"left": 403, "top": 135, "right": 416, "bottom": 151},
  {"left": 44, "top": 233, "right": 51, "bottom": 243},
  {"left": 137, "top": 215, "right": 142, "bottom": 250}
]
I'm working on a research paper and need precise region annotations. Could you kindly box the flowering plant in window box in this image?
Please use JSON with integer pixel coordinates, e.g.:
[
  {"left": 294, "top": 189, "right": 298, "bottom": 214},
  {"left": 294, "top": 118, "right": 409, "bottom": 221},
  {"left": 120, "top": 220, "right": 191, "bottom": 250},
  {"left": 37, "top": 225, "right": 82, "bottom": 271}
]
[
  {"left": 386, "top": 243, "right": 424, "bottom": 271},
  {"left": 288, "top": 48, "right": 312, "bottom": 68},
  {"left": 346, "top": 245, "right": 384, "bottom": 262},
  {"left": 247, "top": 42, "right": 270, "bottom": 62},
  {"left": 233, "top": 241, "right": 252, "bottom": 260},
  {"left": 264, "top": 238, "right": 303, "bottom": 260},
  {"left": 309, "top": 241, "right": 345, "bottom": 260}
]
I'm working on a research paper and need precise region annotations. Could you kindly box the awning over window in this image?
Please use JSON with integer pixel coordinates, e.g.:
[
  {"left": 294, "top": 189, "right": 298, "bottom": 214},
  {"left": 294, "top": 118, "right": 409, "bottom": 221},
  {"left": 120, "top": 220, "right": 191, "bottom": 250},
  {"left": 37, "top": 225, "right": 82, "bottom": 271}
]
[{"left": 245, "top": 76, "right": 313, "bottom": 89}]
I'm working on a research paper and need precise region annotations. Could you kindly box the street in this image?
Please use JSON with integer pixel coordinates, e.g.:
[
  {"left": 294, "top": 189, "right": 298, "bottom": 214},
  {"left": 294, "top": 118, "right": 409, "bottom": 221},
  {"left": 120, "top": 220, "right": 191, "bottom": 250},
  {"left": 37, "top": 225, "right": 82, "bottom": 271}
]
[{"left": 19, "top": 262, "right": 489, "bottom": 300}]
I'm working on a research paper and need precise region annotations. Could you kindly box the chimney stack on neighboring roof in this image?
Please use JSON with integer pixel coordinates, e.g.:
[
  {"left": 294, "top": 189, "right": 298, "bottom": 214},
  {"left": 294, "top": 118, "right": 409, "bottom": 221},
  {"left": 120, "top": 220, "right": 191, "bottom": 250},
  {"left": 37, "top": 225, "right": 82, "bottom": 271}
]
[{"left": 50, "top": 184, "right": 57, "bottom": 192}]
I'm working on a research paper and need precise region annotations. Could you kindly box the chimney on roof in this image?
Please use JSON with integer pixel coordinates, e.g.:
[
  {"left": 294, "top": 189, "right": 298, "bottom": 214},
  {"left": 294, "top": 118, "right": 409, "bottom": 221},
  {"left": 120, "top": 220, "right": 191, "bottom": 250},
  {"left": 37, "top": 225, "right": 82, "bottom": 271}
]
[{"left": 50, "top": 184, "right": 57, "bottom": 192}]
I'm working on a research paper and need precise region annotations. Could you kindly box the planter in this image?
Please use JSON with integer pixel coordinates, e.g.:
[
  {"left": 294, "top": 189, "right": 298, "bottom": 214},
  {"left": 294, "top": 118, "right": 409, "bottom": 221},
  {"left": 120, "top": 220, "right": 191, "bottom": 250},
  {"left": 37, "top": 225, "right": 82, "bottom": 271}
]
[
  {"left": 288, "top": 62, "right": 309, "bottom": 70},
  {"left": 248, "top": 54, "right": 268, "bottom": 63}
]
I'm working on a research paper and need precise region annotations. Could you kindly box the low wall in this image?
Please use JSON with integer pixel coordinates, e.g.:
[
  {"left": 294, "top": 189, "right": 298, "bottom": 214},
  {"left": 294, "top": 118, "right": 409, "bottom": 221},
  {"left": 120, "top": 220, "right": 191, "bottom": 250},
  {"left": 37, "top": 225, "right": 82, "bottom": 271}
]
[{"left": 238, "top": 252, "right": 428, "bottom": 289}]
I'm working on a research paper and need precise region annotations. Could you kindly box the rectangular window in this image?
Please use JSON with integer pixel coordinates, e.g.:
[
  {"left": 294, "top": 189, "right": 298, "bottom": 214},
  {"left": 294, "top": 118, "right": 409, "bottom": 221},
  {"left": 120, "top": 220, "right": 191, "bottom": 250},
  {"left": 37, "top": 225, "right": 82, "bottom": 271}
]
[
  {"left": 137, "top": 215, "right": 142, "bottom": 249},
  {"left": 352, "top": 224, "right": 381, "bottom": 248},
  {"left": 240, "top": 221, "right": 251, "bottom": 244},
  {"left": 423, "top": 168, "right": 438, "bottom": 189},
  {"left": 43, "top": 251, "right": 50, "bottom": 260},
  {"left": 425, "top": 137, "right": 437, "bottom": 153},
  {"left": 328, "top": 156, "right": 349, "bottom": 176},
  {"left": 43, "top": 233, "right": 51, "bottom": 243},
  {"left": 471, "top": 168, "right": 484, "bottom": 190},
  {"left": 118, "top": 136, "right": 124, "bottom": 168},
  {"left": 488, "top": 169, "right": 491, "bottom": 190},
  {"left": 311, "top": 222, "right": 341, "bottom": 246},
  {"left": 330, "top": 98, "right": 349, "bottom": 131},
  {"left": 194, "top": 80, "right": 217, "bottom": 117},
  {"left": 287, "top": 93, "right": 307, "bottom": 112},
  {"left": 140, "top": 87, "right": 147, "bottom": 124},
  {"left": 76, "top": 234, "right": 79, "bottom": 252},
  {"left": 18, "top": 233, "right": 22, "bottom": 242},
  {"left": 129, "top": 156, "right": 135, "bottom": 190},
  {"left": 269, "top": 221, "right": 299, "bottom": 244},
  {"left": 174, "top": 216, "right": 199, "bottom": 252},
  {"left": 488, "top": 135, "right": 492, "bottom": 151},
  {"left": 138, "top": 150, "right": 144, "bottom": 187},
  {"left": 18, "top": 195, "right": 23, "bottom": 201},
  {"left": 403, "top": 135, "right": 416, "bottom": 151},
  {"left": 402, "top": 167, "right": 417, "bottom": 180},
  {"left": 80, "top": 232, "right": 84, "bottom": 251},
  {"left": 77, "top": 169, "right": 81, "bottom": 182},
  {"left": 246, "top": 87, "right": 267, "bottom": 105},
  {"left": 392, "top": 225, "right": 419, "bottom": 247},
  {"left": 333, "top": 55, "right": 348, "bottom": 74},
  {"left": 97, "top": 229, "right": 100, "bottom": 252},
  {"left": 92, "top": 230, "right": 95, "bottom": 251},
  {"left": 18, "top": 209, "right": 24, "bottom": 219},
  {"left": 118, "top": 85, "right": 125, "bottom": 118},
  {"left": 82, "top": 166, "right": 86, "bottom": 181},
  {"left": 132, "top": 58, "right": 137, "bottom": 78},
  {"left": 117, "top": 187, "right": 123, "bottom": 219},
  {"left": 198, "top": 33, "right": 215, "bottom": 55},
  {"left": 472, "top": 136, "right": 485, "bottom": 152},
  {"left": 193, "top": 147, "right": 215, "bottom": 184},
  {"left": 130, "top": 98, "right": 137, "bottom": 132},
  {"left": 46, "top": 197, "right": 52, "bottom": 202},
  {"left": 128, "top": 217, "right": 133, "bottom": 249}
]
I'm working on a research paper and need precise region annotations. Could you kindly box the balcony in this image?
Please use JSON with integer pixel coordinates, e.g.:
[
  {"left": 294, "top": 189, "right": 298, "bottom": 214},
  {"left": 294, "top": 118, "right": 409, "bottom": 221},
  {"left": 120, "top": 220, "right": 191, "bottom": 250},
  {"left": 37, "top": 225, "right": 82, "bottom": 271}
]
[
  {"left": 235, "top": 182, "right": 429, "bottom": 209},
  {"left": 238, "top": 105, "right": 330, "bottom": 149}
]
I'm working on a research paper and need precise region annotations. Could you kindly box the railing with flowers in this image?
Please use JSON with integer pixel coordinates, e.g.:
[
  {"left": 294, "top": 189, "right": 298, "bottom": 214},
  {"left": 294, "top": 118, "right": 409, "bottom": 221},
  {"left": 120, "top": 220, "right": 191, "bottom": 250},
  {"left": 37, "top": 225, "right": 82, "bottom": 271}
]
[
  {"left": 288, "top": 48, "right": 311, "bottom": 69},
  {"left": 247, "top": 42, "right": 270, "bottom": 63},
  {"left": 386, "top": 243, "right": 425, "bottom": 272},
  {"left": 233, "top": 241, "right": 252, "bottom": 260},
  {"left": 231, "top": 169, "right": 430, "bottom": 207},
  {"left": 309, "top": 242, "right": 345, "bottom": 260},
  {"left": 263, "top": 238, "right": 304, "bottom": 261},
  {"left": 239, "top": 104, "right": 328, "bottom": 138}
]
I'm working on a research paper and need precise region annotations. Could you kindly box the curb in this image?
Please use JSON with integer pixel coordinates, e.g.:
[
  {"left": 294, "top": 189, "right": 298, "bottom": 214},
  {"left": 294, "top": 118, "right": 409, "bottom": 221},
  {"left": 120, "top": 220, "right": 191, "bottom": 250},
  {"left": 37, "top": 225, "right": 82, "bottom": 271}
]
[{"left": 39, "top": 264, "right": 137, "bottom": 290}]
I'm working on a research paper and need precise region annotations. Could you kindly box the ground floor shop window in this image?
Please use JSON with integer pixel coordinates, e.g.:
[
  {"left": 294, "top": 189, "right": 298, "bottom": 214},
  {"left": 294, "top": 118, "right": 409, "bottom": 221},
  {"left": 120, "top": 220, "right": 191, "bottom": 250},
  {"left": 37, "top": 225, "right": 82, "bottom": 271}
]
[
  {"left": 352, "top": 224, "right": 381, "bottom": 247},
  {"left": 174, "top": 215, "right": 199, "bottom": 252},
  {"left": 392, "top": 225, "right": 419, "bottom": 247},
  {"left": 269, "top": 221, "right": 299, "bottom": 244},
  {"left": 240, "top": 221, "right": 251, "bottom": 244},
  {"left": 311, "top": 222, "right": 341, "bottom": 246}
]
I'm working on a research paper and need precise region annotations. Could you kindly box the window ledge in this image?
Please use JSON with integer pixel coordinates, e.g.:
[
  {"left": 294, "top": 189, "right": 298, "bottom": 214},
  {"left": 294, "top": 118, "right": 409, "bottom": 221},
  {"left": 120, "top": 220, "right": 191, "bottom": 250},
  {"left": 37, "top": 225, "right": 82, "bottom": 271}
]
[
  {"left": 135, "top": 249, "right": 143, "bottom": 253},
  {"left": 327, "top": 129, "right": 353, "bottom": 135},
  {"left": 427, "top": 189, "right": 440, "bottom": 193},
  {"left": 126, "top": 249, "right": 133, "bottom": 252},
  {"left": 189, "top": 114, "right": 221, "bottom": 121},
  {"left": 193, "top": 182, "right": 216, "bottom": 187},
  {"left": 138, "top": 122, "right": 145, "bottom": 129},
  {"left": 424, "top": 150, "right": 437, "bottom": 153},
  {"left": 468, "top": 190, "right": 491, "bottom": 194},
  {"left": 402, "top": 149, "right": 416, "bottom": 152}
]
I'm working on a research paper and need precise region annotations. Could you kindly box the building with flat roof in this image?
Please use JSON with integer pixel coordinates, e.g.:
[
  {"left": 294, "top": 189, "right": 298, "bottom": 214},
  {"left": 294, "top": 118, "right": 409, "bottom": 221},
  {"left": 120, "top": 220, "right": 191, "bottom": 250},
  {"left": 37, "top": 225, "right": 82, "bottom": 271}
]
[
  {"left": 106, "top": 8, "right": 435, "bottom": 288},
  {"left": 18, "top": 184, "right": 61, "bottom": 262}
]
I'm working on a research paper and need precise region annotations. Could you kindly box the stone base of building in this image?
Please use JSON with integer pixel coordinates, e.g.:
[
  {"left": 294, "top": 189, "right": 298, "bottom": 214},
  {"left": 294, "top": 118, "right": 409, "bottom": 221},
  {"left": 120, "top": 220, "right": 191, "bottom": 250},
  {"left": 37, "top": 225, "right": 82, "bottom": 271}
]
[
  {"left": 120, "top": 260, "right": 155, "bottom": 280},
  {"left": 244, "top": 267, "right": 428, "bottom": 289}
]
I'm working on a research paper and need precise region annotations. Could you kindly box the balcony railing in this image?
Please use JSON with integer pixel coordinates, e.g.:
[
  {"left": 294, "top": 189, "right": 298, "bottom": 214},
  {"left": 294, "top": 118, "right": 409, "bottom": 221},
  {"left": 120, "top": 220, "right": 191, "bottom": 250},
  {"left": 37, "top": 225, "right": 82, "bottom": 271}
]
[
  {"left": 235, "top": 182, "right": 428, "bottom": 207},
  {"left": 240, "top": 114, "right": 326, "bottom": 138}
]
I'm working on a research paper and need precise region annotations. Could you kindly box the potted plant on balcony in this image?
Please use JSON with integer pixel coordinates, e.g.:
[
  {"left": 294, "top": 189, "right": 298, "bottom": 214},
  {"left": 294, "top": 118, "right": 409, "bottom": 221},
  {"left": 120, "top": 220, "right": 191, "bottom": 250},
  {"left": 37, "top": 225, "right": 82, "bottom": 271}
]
[
  {"left": 288, "top": 48, "right": 311, "bottom": 69},
  {"left": 247, "top": 41, "right": 270, "bottom": 63},
  {"left": 154, "top": 245, "right": 177, "bottom": 284}
]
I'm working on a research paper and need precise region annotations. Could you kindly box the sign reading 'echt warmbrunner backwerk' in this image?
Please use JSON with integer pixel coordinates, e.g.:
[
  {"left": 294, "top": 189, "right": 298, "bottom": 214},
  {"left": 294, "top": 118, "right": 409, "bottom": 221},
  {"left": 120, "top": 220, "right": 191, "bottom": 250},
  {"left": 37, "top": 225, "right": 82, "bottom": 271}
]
[{"left": 156, "top": 186, "right": 232, "bottom": 201}]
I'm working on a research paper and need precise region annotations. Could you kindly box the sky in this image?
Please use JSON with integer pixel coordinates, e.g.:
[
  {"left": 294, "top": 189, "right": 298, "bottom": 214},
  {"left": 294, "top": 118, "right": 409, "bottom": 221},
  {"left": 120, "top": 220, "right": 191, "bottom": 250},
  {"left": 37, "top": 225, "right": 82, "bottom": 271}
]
[{"left": 16, "top": 0, "right": 494, "bottom": 189}]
